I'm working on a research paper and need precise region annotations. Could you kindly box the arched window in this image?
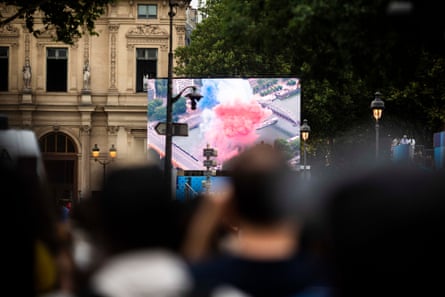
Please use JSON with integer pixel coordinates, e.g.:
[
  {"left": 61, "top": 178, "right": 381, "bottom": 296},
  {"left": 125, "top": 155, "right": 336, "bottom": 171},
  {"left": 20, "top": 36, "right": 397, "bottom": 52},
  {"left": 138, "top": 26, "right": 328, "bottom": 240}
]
[
  {"left": 39, "top": 132, "right": 76, "bottom": 153},
  {"left": 39, "top": 132, "right": 78, "bottom": 203}
]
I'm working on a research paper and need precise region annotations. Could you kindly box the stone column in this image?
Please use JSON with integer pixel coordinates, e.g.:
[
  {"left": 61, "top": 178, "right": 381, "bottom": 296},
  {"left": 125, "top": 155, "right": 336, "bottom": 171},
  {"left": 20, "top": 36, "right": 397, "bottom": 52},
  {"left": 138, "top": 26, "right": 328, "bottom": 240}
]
[{"left": 79, "top": 124, "right": 92, "bottom": 200}]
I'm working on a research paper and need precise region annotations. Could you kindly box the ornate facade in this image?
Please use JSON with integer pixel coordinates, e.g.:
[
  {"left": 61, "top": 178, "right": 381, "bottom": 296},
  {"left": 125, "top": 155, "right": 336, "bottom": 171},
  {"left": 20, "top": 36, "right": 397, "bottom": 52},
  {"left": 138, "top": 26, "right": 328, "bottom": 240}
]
[{"left": 0, "top": 1, "right": 194, "bottom": 201}]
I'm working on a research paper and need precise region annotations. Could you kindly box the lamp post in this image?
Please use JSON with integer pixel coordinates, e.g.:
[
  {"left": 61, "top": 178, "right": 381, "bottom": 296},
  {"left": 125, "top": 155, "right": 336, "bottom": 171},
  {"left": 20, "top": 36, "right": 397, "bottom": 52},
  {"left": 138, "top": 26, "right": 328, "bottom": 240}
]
[
  {"left": 92, "top": 144, "right": 117, "bottom": 182},
  {"left": 164, "top": 84, "right": 202, "bottom": 198},
  {"left": 370, "top": 91, "right": 385, "bottom": 161},
  {"left": 165, "top": 0, "right": 194, "bottom": 199},
  {"left": 300, "top": 119, "right": 310, "bottom": 180}
]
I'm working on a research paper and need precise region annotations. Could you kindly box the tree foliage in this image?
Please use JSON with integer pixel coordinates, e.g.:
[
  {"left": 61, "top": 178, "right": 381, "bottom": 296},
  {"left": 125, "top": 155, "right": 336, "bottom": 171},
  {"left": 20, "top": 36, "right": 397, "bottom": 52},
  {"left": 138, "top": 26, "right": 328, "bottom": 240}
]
[
  {"left": 175, "top": 0, "right": 445, "bottom": 166},
  {"left": 0, "top": 0, "right": 115, "bottom": 44}
]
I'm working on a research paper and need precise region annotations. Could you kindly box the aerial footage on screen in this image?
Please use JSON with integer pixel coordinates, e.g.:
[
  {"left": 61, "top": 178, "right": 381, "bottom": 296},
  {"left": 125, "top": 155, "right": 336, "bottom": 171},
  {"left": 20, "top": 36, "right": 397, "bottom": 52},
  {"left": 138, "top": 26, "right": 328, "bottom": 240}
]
[{"left": 147, "top": 77, "right": 301, "bottom": 170}]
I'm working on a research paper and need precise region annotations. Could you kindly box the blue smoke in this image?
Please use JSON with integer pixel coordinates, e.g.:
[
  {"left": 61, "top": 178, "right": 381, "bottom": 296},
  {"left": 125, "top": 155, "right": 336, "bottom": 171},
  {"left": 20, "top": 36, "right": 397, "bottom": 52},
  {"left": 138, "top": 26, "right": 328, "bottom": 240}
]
[{"left": 198, "top": 79, "right": 220, "bottom": 110}]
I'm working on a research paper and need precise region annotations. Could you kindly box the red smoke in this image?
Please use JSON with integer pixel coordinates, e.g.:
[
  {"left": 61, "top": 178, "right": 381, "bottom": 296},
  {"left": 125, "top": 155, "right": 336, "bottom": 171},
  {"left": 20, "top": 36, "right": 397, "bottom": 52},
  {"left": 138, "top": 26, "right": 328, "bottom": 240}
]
[{"left": 204, "top": 99, "right": 272, "bottom": 163}]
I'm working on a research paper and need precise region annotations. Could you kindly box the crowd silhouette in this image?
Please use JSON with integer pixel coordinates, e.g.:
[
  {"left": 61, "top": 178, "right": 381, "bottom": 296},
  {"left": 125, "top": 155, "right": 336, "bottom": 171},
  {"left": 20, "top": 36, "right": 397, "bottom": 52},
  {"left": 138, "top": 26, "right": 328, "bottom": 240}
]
[{"left": 4, "top": 133, "right": 445, "bottom": 297}]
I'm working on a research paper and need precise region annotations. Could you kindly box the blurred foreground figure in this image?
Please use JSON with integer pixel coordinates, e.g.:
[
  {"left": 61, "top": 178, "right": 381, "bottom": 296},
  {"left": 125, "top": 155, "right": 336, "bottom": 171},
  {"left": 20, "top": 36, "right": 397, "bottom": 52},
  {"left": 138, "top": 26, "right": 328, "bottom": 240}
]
[
  {"left": 2, "top": 159, "right": 61, "bottom": 297},
  {"left": 323, "top": 164, "right": 445, "bottom": 297},
  {"left": 183, "top": 144, "right": 331, "bottom": 297},
  {"left": 71, "top": 165, "right": 192, "bottom": 297},
  {"left": 1, "top": 120, "right": 71, "bottom": 297}
]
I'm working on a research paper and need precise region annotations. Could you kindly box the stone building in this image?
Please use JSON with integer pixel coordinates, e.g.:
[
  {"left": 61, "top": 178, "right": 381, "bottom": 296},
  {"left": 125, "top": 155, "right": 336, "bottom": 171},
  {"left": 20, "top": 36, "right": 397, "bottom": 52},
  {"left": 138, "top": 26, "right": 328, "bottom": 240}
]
[{"left": 0, "top": 1, "right": 195, "bottom": 201}]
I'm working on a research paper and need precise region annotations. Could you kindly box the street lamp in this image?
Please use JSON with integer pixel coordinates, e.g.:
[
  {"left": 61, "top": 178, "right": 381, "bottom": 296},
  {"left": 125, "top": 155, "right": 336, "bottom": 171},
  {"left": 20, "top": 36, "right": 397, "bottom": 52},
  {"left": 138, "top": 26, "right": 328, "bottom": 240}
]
[
  {"left": 300, "top": 119, "right": 310, "bottom": 180},
  {"left": 370, "top": 91, "right": 385, "bottom": 160},
  {"left": 92, "top": 144, "right": 117, "bottom": 182},
  {"left": 164, "top": 85, "right": 202, "bottom": 198},
  {"left": 165, "top": 84, "right": 202, "bottom": 195},
  {"left": 172, "top": 85, "right": 203, "bottom": 109},
  {"left": 165, "top": 0, "right": 194, "bottom": 199}
]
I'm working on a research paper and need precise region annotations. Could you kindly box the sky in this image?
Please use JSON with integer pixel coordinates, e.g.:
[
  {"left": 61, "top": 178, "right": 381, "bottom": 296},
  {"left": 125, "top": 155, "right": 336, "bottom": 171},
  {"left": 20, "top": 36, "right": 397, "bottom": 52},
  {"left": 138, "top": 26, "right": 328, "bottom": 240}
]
[{"left": 190, "top": 0, "right": 199, "bottom": 9}]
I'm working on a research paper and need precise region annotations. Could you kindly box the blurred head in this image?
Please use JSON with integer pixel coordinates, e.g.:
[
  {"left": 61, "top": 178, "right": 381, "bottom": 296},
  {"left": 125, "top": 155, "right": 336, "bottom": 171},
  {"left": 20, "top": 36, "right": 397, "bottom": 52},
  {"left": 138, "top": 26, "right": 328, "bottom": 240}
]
[
  {"left": 225, "top": 143, "right": 299, "bottom": 226},
  {"left": 72, "top": 165, "right": 180, "bottom": 255},
  {"left": 323, "top": 164, "right": 445, "bottom": 296}
]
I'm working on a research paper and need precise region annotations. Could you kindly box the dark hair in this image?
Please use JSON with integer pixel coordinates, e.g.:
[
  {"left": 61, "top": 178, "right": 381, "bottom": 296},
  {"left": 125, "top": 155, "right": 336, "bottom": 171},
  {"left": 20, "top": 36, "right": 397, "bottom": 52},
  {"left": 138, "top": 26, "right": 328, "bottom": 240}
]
[
  {"left": 74, "top": 165, "right": 181, "bottom": 254},
  {"left": 324, "top": 164, "right": 445, "bottom": 297},
  {"left": 227, "top": 144, "right": 298, "bottom": 225}
]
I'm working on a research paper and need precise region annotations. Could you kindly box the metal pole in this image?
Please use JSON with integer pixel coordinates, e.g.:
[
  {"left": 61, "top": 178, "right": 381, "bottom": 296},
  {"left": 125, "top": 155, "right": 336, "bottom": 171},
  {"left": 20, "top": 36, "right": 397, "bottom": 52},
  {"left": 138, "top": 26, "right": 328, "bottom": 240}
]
[
  {"left": 375, "top": 120, "right": 379, "bottom": 160},
  {"left": 164, "top": 2, "right": 175, "bottom": 199},
  {"left": 103, "top": 163, "right": 106, "bottom": 183},
  {"left": 303, "top": 140, "right": 307, "bottom": 180}
]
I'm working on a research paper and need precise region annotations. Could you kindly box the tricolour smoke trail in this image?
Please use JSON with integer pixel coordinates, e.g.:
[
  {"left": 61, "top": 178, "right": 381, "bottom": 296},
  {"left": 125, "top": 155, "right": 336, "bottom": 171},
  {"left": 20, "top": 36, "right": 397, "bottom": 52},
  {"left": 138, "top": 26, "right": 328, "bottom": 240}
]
[{"left": 199, "top": 78, "right": 272, "bottom": 164}]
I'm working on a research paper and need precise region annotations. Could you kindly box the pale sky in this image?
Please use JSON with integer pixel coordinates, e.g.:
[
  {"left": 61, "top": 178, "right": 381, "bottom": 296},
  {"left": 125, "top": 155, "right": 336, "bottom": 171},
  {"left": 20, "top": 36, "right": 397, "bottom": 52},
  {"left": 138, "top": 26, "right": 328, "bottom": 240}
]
[{"left": 190, "top": 0, "right": 199, "bottom": 9}]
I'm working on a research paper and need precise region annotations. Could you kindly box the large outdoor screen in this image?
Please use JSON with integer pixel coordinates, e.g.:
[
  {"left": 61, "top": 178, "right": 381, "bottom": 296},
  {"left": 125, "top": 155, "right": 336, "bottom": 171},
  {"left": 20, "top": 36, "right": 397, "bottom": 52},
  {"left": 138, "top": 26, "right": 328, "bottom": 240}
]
[{"left": 147, "top": 77, "right": 301, "bottom": 170}]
